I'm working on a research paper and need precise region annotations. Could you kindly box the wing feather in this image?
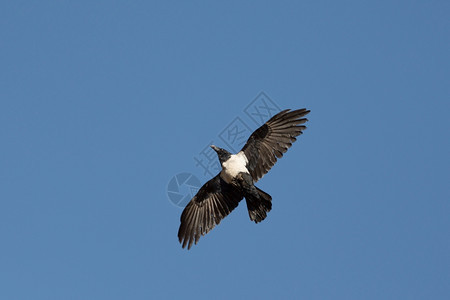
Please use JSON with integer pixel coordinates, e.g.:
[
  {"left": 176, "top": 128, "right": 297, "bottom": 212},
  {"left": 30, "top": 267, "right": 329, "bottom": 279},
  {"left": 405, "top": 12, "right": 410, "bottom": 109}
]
[
  {"left": 178, "top": 174, "right": 243, "bottom": 249},
  {"left": 241, "top": 108, "right": 310, "bottom": 182}
]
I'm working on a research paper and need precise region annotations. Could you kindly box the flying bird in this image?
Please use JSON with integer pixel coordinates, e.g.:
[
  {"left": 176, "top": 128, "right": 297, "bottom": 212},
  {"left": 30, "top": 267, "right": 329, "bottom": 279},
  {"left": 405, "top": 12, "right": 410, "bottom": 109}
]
[{"left": 178, "top": 108, "right": 310, "bottom": 249}]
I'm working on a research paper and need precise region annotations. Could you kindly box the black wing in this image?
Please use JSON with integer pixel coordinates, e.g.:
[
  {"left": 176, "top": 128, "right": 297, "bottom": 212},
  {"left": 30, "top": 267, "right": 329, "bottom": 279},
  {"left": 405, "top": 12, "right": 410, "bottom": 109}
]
[
  {"left": 241, "top": 108, "right": 310, "bottom": 182},
  {"left": 178, "top": 174, "right": 243, "bottom": 249}
]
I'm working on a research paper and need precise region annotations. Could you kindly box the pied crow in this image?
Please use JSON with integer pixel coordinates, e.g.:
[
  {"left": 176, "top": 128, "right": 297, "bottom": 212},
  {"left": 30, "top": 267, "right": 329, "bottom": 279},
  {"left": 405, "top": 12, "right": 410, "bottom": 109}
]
[{"left": 178, "top": 108, "right": 310, "bottom": 249}]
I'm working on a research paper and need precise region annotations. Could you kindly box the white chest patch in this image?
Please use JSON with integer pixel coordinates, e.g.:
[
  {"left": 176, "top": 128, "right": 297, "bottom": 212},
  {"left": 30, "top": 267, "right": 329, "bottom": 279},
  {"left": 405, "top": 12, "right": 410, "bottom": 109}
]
[{"left": 220, "top": 151, "right": 249, "bottom": 183}]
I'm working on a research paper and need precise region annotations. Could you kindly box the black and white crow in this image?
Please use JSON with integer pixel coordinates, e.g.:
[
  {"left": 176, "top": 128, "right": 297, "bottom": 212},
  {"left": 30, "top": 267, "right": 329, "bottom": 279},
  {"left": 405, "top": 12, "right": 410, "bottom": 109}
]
[{"left": 178, "top": 108, "right": 310, "bottom": 249}]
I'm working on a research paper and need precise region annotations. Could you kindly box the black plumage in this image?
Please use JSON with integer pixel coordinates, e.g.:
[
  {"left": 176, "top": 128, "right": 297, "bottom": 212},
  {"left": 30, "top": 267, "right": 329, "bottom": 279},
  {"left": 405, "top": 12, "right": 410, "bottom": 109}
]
[
  {"left": 178, "top": 108, "right": 310, "bottom": 249},
  {"left": 242, "top": 108, "right": 310, "bottom": 181}
]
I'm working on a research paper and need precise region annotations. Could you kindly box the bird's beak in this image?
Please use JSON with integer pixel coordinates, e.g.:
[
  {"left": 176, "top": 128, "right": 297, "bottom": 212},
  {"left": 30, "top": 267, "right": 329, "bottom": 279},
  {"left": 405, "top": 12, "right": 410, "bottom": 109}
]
[{"left": 210, "top": 145, "right": 218, "bottom": 152}]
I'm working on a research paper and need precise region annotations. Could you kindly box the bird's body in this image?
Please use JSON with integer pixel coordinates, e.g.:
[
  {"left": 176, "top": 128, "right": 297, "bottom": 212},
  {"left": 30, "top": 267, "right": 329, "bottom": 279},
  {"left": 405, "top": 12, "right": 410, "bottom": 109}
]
[
  {"left": 220, "top": 151, "right": 249, "bottom": 184},
  {"left": 178, "top": 108, "right": 310, "bottom": 249}
]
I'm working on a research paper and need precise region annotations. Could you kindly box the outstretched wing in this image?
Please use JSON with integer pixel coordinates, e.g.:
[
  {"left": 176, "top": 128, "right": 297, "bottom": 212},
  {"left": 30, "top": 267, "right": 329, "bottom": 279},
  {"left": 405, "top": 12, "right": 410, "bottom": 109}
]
[
  {"left": 178, "top": 174, "right": 243, "bottom": 249},
  {"left": 241, "top": 108, "right": 310, "bottom": 182}
]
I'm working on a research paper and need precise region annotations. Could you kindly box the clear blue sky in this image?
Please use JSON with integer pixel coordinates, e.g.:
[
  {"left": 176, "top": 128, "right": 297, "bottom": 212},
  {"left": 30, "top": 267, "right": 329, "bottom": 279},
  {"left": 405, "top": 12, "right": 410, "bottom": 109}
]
[{"left": 1, "top": 1, "right": 449, "bottom": 299}]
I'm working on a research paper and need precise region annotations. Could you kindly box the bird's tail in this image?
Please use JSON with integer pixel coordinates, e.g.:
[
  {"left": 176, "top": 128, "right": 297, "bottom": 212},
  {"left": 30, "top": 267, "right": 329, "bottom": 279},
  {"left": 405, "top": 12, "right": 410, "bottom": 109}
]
[{"left": 245, "top": 187, "right": 272, "bottom": 223}]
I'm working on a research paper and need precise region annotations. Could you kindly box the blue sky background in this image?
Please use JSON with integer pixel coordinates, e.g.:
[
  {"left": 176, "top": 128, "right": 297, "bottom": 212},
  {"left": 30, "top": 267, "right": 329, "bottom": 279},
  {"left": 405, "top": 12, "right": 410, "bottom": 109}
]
[{"left": 1, "top": 1, "right": 449, "bottom": 299}]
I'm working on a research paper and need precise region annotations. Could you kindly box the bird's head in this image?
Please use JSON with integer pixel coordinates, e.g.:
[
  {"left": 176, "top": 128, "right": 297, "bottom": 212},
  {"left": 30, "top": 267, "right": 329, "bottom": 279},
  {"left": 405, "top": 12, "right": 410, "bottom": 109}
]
[{"left": 210, "top": 145, "right": 231, "bottom": 165}]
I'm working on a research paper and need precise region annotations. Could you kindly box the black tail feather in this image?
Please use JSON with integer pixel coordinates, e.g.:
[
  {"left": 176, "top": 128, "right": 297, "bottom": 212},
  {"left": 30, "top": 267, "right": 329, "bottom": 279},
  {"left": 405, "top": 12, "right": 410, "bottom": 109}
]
[{"left": 245, "top": 187, "right": 272, "bottom": 223}]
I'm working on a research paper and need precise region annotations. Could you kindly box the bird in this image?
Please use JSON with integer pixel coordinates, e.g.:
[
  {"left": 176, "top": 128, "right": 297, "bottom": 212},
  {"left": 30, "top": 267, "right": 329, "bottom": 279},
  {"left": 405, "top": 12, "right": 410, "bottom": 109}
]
[{"left": 178, "top": 108, "right": 310, "bottom": 249}]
